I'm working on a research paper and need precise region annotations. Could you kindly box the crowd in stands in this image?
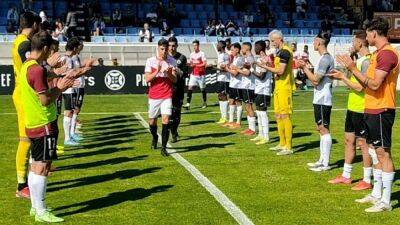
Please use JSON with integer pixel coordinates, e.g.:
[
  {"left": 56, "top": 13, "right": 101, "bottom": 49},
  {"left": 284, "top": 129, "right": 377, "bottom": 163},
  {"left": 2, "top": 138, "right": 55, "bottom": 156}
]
[{"left": 3, "top": 0, "right": 400, "bottom": 42}]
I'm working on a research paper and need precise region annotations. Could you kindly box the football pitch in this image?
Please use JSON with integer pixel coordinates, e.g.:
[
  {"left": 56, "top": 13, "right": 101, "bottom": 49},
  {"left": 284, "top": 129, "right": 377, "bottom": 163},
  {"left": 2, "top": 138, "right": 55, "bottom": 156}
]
[{"left": 1, "top": 91, "right": 400, "bottom": 225}]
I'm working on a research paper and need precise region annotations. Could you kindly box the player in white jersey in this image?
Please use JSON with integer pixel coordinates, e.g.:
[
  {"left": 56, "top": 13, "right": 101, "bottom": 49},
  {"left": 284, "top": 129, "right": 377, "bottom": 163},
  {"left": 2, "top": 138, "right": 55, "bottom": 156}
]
[
  {"left": 62, "top": 37, "right": 92, "bottom": 146},
  {"left": 298, "top": 32, "right": 335, "bottom": 172},
  {"left": 237, "top": 42, "right": 256, "bottom": 135},
  {"left": 223, "top": 43, "right": 244, "bottom": 129},
  {"left": 250, "top": 40, "right": 273, "bottom": 145},
  {"left": 70, "top": 42, "right": 96, "bottom": 138},
  {"left": 216, "top": 40, "right": 231, "bottom": 124}
]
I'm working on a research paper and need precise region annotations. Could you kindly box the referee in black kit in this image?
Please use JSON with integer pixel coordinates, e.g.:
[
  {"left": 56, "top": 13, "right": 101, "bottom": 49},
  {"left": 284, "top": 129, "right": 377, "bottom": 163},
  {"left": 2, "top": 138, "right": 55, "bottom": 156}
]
[{"left": 167, "top": 37, "right": 188, "bottom": 143}]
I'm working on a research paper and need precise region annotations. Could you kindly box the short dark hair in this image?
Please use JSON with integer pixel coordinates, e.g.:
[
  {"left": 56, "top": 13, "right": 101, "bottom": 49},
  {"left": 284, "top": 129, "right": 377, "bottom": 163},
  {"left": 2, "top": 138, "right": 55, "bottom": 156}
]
[
  {"left": 65, "top": 37, "right": 81, "bottom": 51},
  {"left": 354, "top": 30, "right": 369, "bottom": 47},
  {"left": 225, "top": 38, "right": 231, "bottom": 43},
  {"left": 242, "top": 42, "right": 252, "bottom": 50},
  {"left": 232, "top": 42, "right": 241, "bottom": 51},
  {"left": 168, "top": 36, "right": 178, "bottom": 45},
  {"left": 192, "top": 40, "right": 200, "bottom": 45},
  {"left": 218, "top": 40, "right": 226, "bottom": 49},
  {"left": 366, "top": 17, "right": 390, "bottom": 37},
  {"left": 31, "top": 31, "right": 53, "bottom": 51},
  {"left": 316, "top": 31, "right": 331, "bottom": 46},
  {"left": 19, "top": 11, "right": 41, "bottom": 30},
  {"left": 158, "top": 38, "right": 168, "bottom": 47},
  {"left": 255, "top": 40, "right": 266, "bottom": 53}
]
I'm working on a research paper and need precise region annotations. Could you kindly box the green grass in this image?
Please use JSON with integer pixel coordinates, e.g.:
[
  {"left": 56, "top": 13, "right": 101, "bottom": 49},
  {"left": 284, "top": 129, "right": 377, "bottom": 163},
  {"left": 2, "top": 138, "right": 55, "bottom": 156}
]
[{"left": 1, "top": 91, "right": 400, "bottom": 225}]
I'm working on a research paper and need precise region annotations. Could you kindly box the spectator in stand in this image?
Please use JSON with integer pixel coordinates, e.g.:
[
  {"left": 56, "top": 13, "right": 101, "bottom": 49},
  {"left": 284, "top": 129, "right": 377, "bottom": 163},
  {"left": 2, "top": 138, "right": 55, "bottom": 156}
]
[
  {"left": 382, "top": 0, "right": 394, "bottom": 11},
  {"left": 146, "top": 11, "right": 158, "bottom": 27},
  {"left": 39, "top": 9, "right": 48, "bottom": 22},
  {"left": 7, "top": 6, "right": 18, "bottom": 26},
  {"left": 160, "top": 19, "right": 172, "bottom": 36},
  {"left": 296, "top": 0, "right": 307, "bottom": 19},
  {"left": 216, "top": 20, "right": 226, "bottom": 37},
  {"left": 319, "top": 3, "right": 331, "bottom": 19},
  {"left": 66, "top": 5, "right": 78, "bottom": 38},
  {"left": 321, "top": 17, "right": 333, "bottom": 34},
  {"left": 53, "top": 19, "right": 67, "bottom": 42},
  {"left": 112, "top": 9, "right": 122, "bottom": 27},
  {"left": 205, "top": 20, "right": 216, "bottom": 36},
  {"left": 139, "top": 22, "right": 154, "bottom": 43},
  {"left": 112, "top": 58, "right": 119, "bottom": 66},
  {"left": 92, "top": 17, "right": 105, "bottom": 36},
  {"left": 6, "top": 21, "right": 16, "bottom": 34},
  {"left": 21, "top": 0, "right": 33, "bottom": 11},
  {"left": 244, "top": 10, "right": 254, "bottom": 27},
  {"left": 98, "top": 58, "right": 104, "bottom": 66},
  {"left": 156, "top": 1, "right": 165, "bottom": 21},
  {"left": 226, "top": 20, "right": 240, "bottom": 36},
  {"left": 167, "top": 1, "right": 178, "bottom": 27}
]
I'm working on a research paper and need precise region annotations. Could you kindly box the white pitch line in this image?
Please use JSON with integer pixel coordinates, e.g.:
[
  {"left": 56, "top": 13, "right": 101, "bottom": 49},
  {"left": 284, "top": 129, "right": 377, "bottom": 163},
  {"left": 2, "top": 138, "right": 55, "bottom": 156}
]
[{"left": 134, "top": 112, "right": 254, "bottom": 225}]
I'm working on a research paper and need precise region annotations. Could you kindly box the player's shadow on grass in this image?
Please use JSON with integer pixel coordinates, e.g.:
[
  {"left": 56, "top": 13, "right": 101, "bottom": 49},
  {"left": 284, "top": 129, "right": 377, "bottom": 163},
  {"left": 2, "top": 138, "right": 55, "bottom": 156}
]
[
  {"left": 56, "top": 155, "right": 147, "bottom": 171},
  {"left": 172, "top": 143, "right": 234, "bottom": 153},
  {"left": 79, "top": 137, "right": 135, "bottom": 149},
  {"left": 180, "top": 132, "right": 235, "bottom": 140},
  {"left": 90, "top": 118, "right": 139, "bottom": 126},
  {"left": 82, "top": 128, "right": 140, "bottom": 138},
  {"left": 293, "top": 137, "right": 338, "bottom": 153},
  {"left": 268, "top": 131, "right": 311, "bottom": 144},
  {"left": 84, "top": 131, "right": 146, "bottom": 143},
  {"left": 330, "top": 155, "right": 362, "bottom": 170},
  {"left": 59, "top": 146, "right": 133, "bottom": 160},
  {"left": 82, "top": 123, "right": 137, "bottom": 132},
  {"left": 87, "top": 115, "right": 131, "bottom": 122},
  {"left": 47, "top": 167, "right": 161, "bottom": 192},
  {"left": 54, "top": 185, "right": 173, "bottom": 217},
  {"left": 180, "top": 120, "right": 216, "bottom": 126}
]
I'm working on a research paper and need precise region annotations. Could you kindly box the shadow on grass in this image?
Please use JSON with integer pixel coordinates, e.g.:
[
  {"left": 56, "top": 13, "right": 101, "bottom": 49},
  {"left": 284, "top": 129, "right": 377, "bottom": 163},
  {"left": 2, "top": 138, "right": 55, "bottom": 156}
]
[
  {"left": 180, "top": 132, "right": 235, "bottom": 141},
  {"left": 294, "top": 138, "right": 338, "bottom": 153},
  {"left": 180, "top": 120, "right": 215, "bottom": 127},
  {"left": 329, "top": 155, "right": 363, "bottom": 170},
  {"left": 81, "top": 123, "right": 137, "bottom": 132},
  {"left": 59, "top": 146, "right": 133, "bottom": 160},
  {"left": 89, "top": 118, "right": 139, "bottom": 126},
  {"left": 48, "top": 167, "right": 161, "bottom": 192},
  {"left": 79, "top": 137, "right": 135, "bottom": 149},
  {"left": 84, "top": 131, "right": 146, "bottom": 143},
  {"left": 172, "top": 143, "right": 234, "bottom": 153},
  {"left": 56, "top": 155, "right": 148, "bottom": 171},
  {"left": 54, "top": 185, "right": 173, "bottom": 217}
]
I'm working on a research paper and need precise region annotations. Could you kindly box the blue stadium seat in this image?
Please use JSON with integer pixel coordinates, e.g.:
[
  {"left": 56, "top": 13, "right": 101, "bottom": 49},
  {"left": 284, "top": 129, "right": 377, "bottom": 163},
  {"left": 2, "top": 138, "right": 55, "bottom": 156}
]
[
  {"left": 304, "top": 21, "right": 314, "bottom": 28},
  {"left": 333, "top": 28, "right": 342, "bottom": 35},
  {"left": 258, "top": 28, "right": 269, "bottom": 35},
  {"left": 188, "top": 12, "right": 197, "bottom": 20},
  {"left": 342, "top": 28, "right": 351, "bottom": 35},
  {"left": 198, "top": 12, "right": 207, "bottom": 20},
  {"left": 225, "top": 5, "right": 234, "bottom": 12},
  {"left": 194, "top": 4, "right": 204, "bottom": 11},
  {"left": 180, "top": 20, "right": 190, "bottom": 27},
  {"left": 307, "top": 13, "right": 318, "bottom": 20},
  {"left": 0, "top": 26, "right": 6, "bottom": 34},
  {"left": 183, "top": 28, "right": 193, "bottom": 35},
  {"left": 103, "top": 36, "right": 116, "bottom": 43},
  {"left": 290, "top": 28, "right": 300, "bottom": 35},
  {"left": 174, "top": 28, "right": 183, "bottom": 35},
  {"left": 191, "top": 20, "right": 200, "bottom": 28},
  {"left": 228, "top": 12, "right": 238, "bottom": 20},
  {"left": 281, "top": 28, "right": 289, "bottom": 35},
  {"left": 193, "top": 28, "right": 202, "bottom": 35},
  {"left": 220, "top": 12, "right": 228, "bottom": 20},
  {"left": 208, "top": 12, "right": 215, "bottom": 19},
  {"left": 184, "top": 4, "right": 193, "bottom": 11},
  {"left": 204, "top": 4, "right": 214, "bottom": 12},
  {"left": 279, "top": 13, "right": 288, "bottom": 21},
  {"left": 313, "top": 20, "right": 321, "bottom": 28},
  {"left": 91, "top": 36, "right": 104, "bottom": 43},
  {"left": 152, "top": 28, "right": 160, "bottom": 35},
  {"left": 276, "top": 20, "right": 284, "bottom": 27},
  {"left": 294, "top": 20, "right": 304, "bottom": 28},
  {"left": 310, "top": 28, "right": 319, "bottom": 35},
  {"left": 300, "top": 29, "right": 310, "bottom": 35},
  {"left": 104, "top": 27, "right": 115, "bottom": 34},
  {"left": 127, "top": 28, "right": 138, "bottom": 34},
  {"left": 175, "top": 4, "right": 184, "bottom": 12}
]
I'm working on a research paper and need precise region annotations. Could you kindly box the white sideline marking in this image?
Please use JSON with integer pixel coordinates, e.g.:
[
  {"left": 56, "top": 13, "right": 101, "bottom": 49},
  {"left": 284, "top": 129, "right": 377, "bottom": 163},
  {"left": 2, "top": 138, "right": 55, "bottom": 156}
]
[{"left": 134, "top": 112, "right": 255, "bottom": 225}]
